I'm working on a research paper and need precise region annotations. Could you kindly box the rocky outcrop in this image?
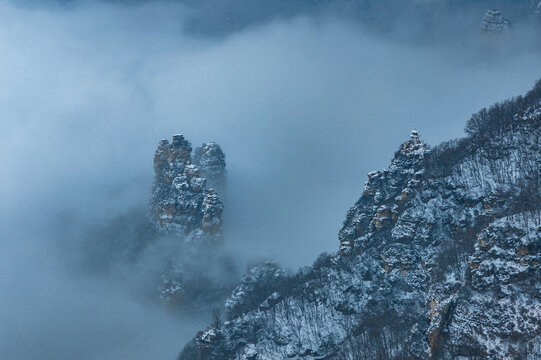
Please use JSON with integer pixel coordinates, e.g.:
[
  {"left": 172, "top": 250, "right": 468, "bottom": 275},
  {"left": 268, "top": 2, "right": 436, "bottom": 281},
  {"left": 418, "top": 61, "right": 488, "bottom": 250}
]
[
  {"left": 193, "top": 142, "right": 226, "bottom": 194},
  {"left": 179, "top": 80, "right": 541, "bottom": 359},
  {"left": 150, "top": 134, "right": 224, "bottom": 243},
  {"left": 481, "top": 9, "right": 511, "bottom": 33},
  {"left": 150, "top": 134, "right": 236, "bottom": 310},
  {"left": 339, "top": 128, "right": 427, "bottom": 256}
]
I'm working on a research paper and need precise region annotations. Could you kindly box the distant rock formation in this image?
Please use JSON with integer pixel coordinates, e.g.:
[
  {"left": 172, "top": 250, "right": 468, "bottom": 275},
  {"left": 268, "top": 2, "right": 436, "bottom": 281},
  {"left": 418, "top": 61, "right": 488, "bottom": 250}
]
[
  {"left": 193, "top": 142, "right": 226, "bottom": 194},
  {"left": 150, "top": 134, "right": 224, "bottom": 243},
  {"left": 150, "top": 134, "right": 236, "bottom": 310},
  {"left": 481, "top": 9, "right": 511, "bottom": 33}
]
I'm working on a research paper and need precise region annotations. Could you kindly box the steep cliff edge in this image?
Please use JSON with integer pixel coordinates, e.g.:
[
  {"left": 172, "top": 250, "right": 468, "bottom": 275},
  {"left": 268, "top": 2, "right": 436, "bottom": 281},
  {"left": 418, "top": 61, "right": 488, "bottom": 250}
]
[{"left": 179, "top": 80, "right": 541, "bottom": 359}]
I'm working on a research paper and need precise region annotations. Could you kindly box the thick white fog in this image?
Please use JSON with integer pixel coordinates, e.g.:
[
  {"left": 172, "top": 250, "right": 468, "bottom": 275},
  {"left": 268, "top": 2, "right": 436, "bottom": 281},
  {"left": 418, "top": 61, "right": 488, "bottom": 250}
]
[{"left": 0, "top": 1, "right": 540, "bottom": 359}]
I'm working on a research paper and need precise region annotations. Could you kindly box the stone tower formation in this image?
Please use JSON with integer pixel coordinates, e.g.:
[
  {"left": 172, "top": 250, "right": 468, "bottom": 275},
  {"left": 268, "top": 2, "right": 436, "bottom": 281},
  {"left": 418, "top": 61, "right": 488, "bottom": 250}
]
[{"left": 150, "top": 134, "right": 226, "bottom": 244}]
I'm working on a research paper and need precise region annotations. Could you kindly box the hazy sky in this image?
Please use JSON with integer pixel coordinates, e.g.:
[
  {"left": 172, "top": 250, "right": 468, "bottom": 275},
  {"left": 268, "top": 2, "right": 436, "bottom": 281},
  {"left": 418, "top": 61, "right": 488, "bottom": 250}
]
[{"left": 1, "top": 1, "right": 540, "bottom": 359}]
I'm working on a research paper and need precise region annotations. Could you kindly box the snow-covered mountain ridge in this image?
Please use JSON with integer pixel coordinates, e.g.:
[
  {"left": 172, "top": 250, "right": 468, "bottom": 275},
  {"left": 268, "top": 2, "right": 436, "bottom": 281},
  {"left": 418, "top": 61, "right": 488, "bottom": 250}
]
[{"left": 178, "top": 80, "right": 541, "bottom": 360}]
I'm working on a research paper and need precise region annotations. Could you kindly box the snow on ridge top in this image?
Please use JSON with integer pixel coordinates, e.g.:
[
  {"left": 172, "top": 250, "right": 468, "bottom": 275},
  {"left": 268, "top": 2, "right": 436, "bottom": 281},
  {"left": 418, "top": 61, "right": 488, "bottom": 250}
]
[
  {"left": 367, "top": 170, "right": 380, "bottom": 178},
  {"left": 399, "top": 129, "right": 426, "bottom": 155},
  {"left": 178, "top": 81, "right": 541, "bottom": 360}
]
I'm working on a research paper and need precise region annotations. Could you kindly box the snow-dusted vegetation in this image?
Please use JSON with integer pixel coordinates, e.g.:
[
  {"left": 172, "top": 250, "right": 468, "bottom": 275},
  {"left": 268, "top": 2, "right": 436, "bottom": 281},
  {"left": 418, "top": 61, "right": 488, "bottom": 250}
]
[
  {"left": 180, "top": 81, "right": 541, "bottom": 360},
  {"left": 1, "top": 1, "right": 541, "bottom": 359}
]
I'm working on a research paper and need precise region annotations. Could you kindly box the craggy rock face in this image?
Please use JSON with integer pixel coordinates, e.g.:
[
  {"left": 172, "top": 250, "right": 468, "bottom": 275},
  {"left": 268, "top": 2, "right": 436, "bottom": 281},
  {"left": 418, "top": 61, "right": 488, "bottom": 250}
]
[
  {"left": 179, "top": 81, "right": 541, "bottom": 360},
  {"left": 150, "top": 135, "right": 224, "bottom": 243},
  {"left": 193, "top": 142, "right": 226, "bottom": 194},
  {"left": 481, "top": 9, "right": 511, "bottom": 33},
  {"left": 150, "top": 135, "right": 235, "bottom": 310},
  {"left": 339, "top": 129, "right": 427, "bottom": 256}
]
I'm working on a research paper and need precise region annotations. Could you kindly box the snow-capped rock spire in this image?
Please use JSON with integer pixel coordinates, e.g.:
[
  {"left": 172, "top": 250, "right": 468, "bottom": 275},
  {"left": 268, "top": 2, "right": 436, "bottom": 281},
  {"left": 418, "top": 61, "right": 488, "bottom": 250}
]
[
  {"left": 339, "top": 130, "right": 427, "bottom": 256},
  {"left": 150, "top": 135, "right": 224, "bottom": 243},
  {"left": 193, "top": 142, "right": 226, "bottom": 194}
]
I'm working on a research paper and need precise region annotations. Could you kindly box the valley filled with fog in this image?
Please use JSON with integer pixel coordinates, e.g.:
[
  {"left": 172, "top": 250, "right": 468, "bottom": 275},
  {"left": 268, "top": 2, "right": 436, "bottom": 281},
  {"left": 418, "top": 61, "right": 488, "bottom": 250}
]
[{"left": 1, "top": 1, "right": 540, "bottom": 359}]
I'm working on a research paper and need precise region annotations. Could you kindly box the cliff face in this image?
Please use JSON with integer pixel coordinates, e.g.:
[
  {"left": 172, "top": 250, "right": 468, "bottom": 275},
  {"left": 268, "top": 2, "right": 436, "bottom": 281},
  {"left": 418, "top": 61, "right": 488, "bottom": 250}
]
[{"left": 179, "top": 81, "right": 541, "bottom": 359}]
